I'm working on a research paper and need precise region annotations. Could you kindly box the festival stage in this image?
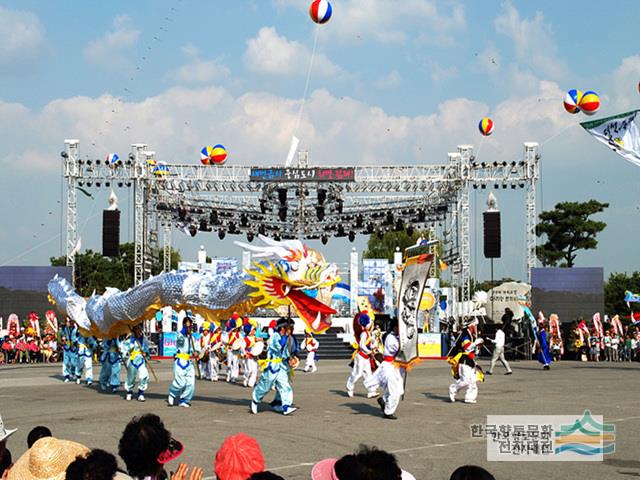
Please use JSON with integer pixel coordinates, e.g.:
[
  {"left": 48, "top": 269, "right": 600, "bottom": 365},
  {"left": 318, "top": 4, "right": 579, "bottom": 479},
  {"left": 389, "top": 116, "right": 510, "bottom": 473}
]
[{"left": 2, "top": 359, "right": 639, "bottom": 479}]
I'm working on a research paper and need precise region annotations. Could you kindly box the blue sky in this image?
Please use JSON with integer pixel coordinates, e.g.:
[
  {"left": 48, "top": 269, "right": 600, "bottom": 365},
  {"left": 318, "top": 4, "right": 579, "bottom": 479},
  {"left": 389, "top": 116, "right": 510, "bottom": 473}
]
[{"left": 2, "top": 0, "right": 640, "bottom": 283}]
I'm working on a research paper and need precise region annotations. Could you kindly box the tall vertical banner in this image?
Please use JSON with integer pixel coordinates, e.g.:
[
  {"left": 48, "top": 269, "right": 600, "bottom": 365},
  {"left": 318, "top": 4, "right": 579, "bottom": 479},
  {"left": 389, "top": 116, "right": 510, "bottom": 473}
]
[
  {"left": 581, "top": 110, "right": 640, "bottom": 167},
  {"left": 396, "top": 249, "right": 433, "bottom": 365}
]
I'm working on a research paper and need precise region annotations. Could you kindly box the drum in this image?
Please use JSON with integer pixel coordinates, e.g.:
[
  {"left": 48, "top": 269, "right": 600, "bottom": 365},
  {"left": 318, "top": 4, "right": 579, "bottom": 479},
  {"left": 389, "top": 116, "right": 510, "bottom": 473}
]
[
  {"left": 249, "top": 341, "right": 264, "bottom": 357},
  {"left": 289, "top": 357, "right": 300, "bottom": 369},
  {"left": 306, "top": 342, "right": 314, "bottom": 352},
  {"left": 231, "top": 338, "right": 243, "bottom": 351}
]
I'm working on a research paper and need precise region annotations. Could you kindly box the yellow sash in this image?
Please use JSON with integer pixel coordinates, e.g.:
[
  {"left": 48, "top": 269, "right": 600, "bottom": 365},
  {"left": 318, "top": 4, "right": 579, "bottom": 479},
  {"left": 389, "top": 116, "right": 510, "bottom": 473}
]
[
  {"left": 130, "top": 350, "right": 142, "bottom": 361},
  {"left": 176, "top": 353, "right": 190, "bottom": 360},
  {"left": 258, "top": 357, "right": 282, "bottom": 371}
]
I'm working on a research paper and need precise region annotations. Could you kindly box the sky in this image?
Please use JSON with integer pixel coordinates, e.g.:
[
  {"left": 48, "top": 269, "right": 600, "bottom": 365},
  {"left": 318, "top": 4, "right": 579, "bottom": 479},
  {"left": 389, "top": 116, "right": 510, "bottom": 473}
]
[{"left": 2, "top": 0, "right": 640, "bottom": 283}]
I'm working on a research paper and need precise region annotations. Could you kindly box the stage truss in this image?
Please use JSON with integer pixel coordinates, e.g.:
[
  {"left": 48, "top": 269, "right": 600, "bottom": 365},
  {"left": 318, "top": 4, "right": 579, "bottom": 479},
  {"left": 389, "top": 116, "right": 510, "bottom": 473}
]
[{"left": 62, "top": 140, "right": 540, "bottom": 315}]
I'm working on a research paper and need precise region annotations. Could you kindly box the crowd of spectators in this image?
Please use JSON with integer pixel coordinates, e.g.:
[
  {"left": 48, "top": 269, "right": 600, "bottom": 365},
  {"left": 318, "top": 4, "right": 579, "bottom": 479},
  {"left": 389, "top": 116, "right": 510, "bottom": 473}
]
[
  {"left": 0, "top": 312, "right": 61, "bottom": 365},
  {"left": 0, "top": 412, "right": 496, "bottom": 480}
]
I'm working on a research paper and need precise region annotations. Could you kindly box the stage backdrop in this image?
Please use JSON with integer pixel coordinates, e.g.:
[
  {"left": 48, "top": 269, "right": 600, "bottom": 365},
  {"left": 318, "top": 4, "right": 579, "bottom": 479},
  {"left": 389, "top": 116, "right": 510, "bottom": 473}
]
[
  {"left": 531, "top": 267, "right": 604, "bottom": 323},
  {"left": 0, "top": 266, "right": 72, "bottom": 321}
]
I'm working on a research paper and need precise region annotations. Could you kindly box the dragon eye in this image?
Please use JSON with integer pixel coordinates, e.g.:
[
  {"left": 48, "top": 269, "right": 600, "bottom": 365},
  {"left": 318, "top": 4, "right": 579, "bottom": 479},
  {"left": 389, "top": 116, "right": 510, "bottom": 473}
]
[
  {"left": 290, "top": 261, "right": 299, "bottom": 271},
  {"left": 282, "top": 284, "right": 291, "bottom": 296}
]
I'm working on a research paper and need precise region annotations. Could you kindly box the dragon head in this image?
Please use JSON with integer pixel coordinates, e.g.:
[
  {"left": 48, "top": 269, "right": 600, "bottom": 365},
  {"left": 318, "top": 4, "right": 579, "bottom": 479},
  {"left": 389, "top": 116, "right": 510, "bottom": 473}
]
[{"left": 237, "top": 236, "right": 340, "bottom": 333}]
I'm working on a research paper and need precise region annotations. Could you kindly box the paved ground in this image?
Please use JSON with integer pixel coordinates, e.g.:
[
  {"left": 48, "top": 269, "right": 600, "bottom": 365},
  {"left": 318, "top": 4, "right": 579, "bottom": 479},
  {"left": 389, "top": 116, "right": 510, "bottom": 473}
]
[{"left": 1, "top": 359, "right": 639, "bottom": 480}]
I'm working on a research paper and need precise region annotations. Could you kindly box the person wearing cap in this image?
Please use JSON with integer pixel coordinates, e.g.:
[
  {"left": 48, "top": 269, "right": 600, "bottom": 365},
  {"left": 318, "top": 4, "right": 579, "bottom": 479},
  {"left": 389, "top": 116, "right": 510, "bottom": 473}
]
[
  {"left": 226, "top": 315, "right": 242, "bottom": 383},
  {"left": 75, "top": 332, "right": 98, "bottom": 386},
  {"left": 121, "top": 324, "right": 150, "bottom": 402},
  {"left": 198, "top": 322, "right": 213, "bottom": 381},
  {"left": 250, "top": 317, "right": 297, "bottom": 416},
  {"left": 301, "top": 329, "right": 319, "bottom": 373},
  {"left": 168, "top": 316, "right": 199, "bottom": 407},
  {"left": 0, "top": 414, "right": 17, "bottom": 478},
  {"left": 364, "top": 318, "right": 403, "bottom": 419},
  {"left": 242, "top": 322, "right": 259, "bottom": 388},
  {"left": 61, "top": 318, "right": 79, "bottom": 383},
  {"left": 347, "top": 312, "right": 379, "bottom": 398},
  {"left": 311, "top": 445, "right": 416, "bottom": 480},
  {"left": 99, "top": 337, "right": 122, "bottom": 393},
  {"left": 7, "top": 436, "right": 89, "bottom": 480},
  {"left": 209, "top": 324, "right": 225, "bottom": 382},
  {"left": 214, "top": 433, "right": 265, "bottom": 480},
  {"left": 448, "top": 317, "right": 485, "bottom": 404}
]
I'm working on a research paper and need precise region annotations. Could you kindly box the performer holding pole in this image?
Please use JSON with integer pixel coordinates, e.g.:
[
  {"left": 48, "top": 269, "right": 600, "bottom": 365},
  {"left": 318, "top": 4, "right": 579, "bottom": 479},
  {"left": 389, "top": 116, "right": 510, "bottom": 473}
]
[
  {"left": 448, "top": 318, "right": 485, "bottom": 404},
  {"left": 99, "top": 337, "right": 122, "bottom": 393},
  {"left": 346, "top": 311, "right": 379, "bottom": 398},
  {"left": 250, "top": 317, "right": 298, "bottom": 416},
  {"left": 121, "top": 324, "right": 151, "bottom": 402},
  {"left": 168, "top": 316, "right": 199, "bottom": 407},
  {"left": 61, "top": 318, "right": 79, "bottom": 383},
  {"left": 76, "top": 333, "right": 98, "bottom": 385}
]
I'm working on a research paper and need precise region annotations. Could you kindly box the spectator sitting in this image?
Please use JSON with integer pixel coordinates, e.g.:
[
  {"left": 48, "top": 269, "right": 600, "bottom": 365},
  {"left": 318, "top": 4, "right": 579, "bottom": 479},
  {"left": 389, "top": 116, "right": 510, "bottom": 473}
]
[
  {"left": 66, "top": 448, "right": 131, "bottom": 480},
  {"left": 0, "top": 413, "right": 17, "bottom": 478},
  {"left": 118, "top": 414, "right": 184, "bottom": 480},
  {"left": 28, "top": 426, "right": 52, "bottom": 449},
  {"left": 312, "top": 445, "right": 415, "bottom": 480},
  {"left": 249, "top": 473, "right": 285, "bottom": 480},
  {"left": 449, "top": 465, "right": 495, "bottom": 480},
  {"left": 214, "top": 433, "right": 265, "bottom": 480},
  {"left": 7, "top": 437, "right": 89, "bottom": 480}
]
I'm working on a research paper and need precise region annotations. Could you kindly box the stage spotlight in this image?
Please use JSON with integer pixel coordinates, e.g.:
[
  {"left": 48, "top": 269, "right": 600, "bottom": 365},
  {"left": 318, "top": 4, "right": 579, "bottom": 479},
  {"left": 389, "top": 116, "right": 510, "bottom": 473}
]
[
  {"left": 278, "top": 188, "right": 287, "bottom": 205},
  {"left": 377, "top": 229, "right": 384, "bottom": 240},
  {"left": 406, "top": 225, "right": 414, "bottom": 236},
  {"left": 481, "top": 184, "right": 486, "bottom": 189},
  {"left": 337, "top": 225, "right": 345, "bottom": 237},
  {"left": 105, "top": 182, "right": 110, "bottom": 187},
  {"left": 96, "top": 159, "right": 101, "bottom": 165},
  {"left": 395, "top": 219, "right": 404, "bottom": 231},
  {"left": 356, "top": 214, "right": 364, "bottom": 228},
  {"left": 258, "top": 224, "right": 266, "bottom": 236},
  {"left": 179, "top": 208, "right": 187, "bottom": 221},
  {"left": 519, "top": 183, "right": 525, "bottom": 188},
  {"left": 316, "top": 206, "right": 325, "bottom": 221},
  {"left": 385, "top": 211, "right": 394, "bottom": 225},
  {"left": 96, "top": 182, "right": 101, "bottom": 187},
  {"left": 260, "top": 199, "right": 267, "bottom": 214},
  {"left": 481, "top": 162, "right": 486, "bottom": 167},
  {"left": 126, "top": 182, "right": 132, "bottom": 187},
  {"left": 317, "top": 188, "right": 327, "bottom": 205},
  {"left": 86, "top": 181, "right": 92, "bottom": 187},
  {"left": 336, "top": 199, "right": 344, "bottom": 214},
  {"left": 60, "top": 151, "right": 68, "bottom": 159},
  {"left": 118, "top": 182, "right": 123, "bottom": 188},
  {"left": 240, "top": 214, "right": 248, "bottom": 227},
  {"left": 86, "top": 160, "right": 92, "bottom": 166},
  {"left": 78, "top": 181, "right": 84, "bottom": 187},
  {"left": 228, "top": 222, "right": 237, "bottom": 234},
  {"left": 128, "top": 153, "right": 135, "bottom": 161},
  {"left": 218, "top": 229, "right": 226, "bottom": 240},
  {"left": 494, "top": 184, "right": 499, "bottom": 189},
  {"left": 493, "top": 161, "right": 498, "bottom": 167},
  {"left": 417, "top": 210, "right": 426, "bottom": 222},
  {"left": 247, "top": 231, "right": 254, "bottom": 242},
  {"left": 511, "top": 184, "right": 517, "bottom": 189},
  {"left": 348, "top": 231, "right": 355, "bottom": 242},
  {"left": 274, "top": 232, "right": 281, "bottom": 241},
  {"left": 502, "top": 184, "right": 507, "bottom": 189},
  {"left": 366, "top": 223, "right": 375, "bottom": 234},
  {"left": 321, "top": 234, "right": 328, "bottom": 245},
  {"left": 199, "top": 219, "right": 208, "bottom": 231},
  {"left": 189, "top": 225, "right": 198, "bottom": 237},
  {"left": 502, "top": 161, "right": 507, "bottom": 167},
  {"left": 473, "top": 184, "right": 478, "bottom": 189},
  {"left": 210, "top": 210, "right": 219, "bottom": 225},
  {"left": 278, "top": 206, "right": 287, "bottom": 221}
]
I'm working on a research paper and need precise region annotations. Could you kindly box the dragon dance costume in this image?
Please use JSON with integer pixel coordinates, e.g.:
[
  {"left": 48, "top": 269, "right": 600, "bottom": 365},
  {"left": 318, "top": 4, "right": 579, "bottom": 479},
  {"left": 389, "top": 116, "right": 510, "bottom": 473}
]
[
  {"left": 61, "top": 323, "right": 79, "bottom": 383},
  {"left": 448, "top": 319, "right": 485, "bottom": 404},
  {"left": 76, "top": 334, "right": 98, "bottom": 385},
  {"left": 121, "top": 332, "right": 150, "bottom": 401},
  {"left": 99, "top": 338, "right": 122, "bottom": 393},
  {"left": 251, "top": 319, "right": 297, "bottom": 416},
  {"left": 168, "top": 326, "right": 199, "bottom": 407}
]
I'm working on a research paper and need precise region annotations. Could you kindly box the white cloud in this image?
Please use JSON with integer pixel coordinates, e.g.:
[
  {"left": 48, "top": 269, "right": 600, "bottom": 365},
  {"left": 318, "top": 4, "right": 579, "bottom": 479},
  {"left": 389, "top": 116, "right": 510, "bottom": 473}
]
[
  {"left": 84, "top": 15, "right": 141, "bottom": 70},
  {"left": 274, "top": 0, "right": 465, "bottom": 45},
  {"left": 244, "top": 26, "right": 341, "bottom": 77},
  {"left": 609, "top": 56, "right": 640, "bottom": 111},
  {"left": 374, "top": 70, "right": 401, "bottom": 89},
  {"left": 494, "top": 1, "right": 567, "bottom": 80},
  {"left": 0, "top": 6, "right": 46, "bottom": 72},
  {"left": 428, "top": 61, "right": 458, "bottom": 85},
  {"left": 173, "top": 43, "right": 230, "bottom": 85}
]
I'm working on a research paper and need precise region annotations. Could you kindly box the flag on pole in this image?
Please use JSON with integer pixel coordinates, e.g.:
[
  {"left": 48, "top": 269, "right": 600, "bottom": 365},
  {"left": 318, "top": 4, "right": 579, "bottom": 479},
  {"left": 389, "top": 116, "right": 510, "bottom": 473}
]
[
  {"left": 581, "top": 110, "right": 640, "bottom": 167},
  {"left": 331, "top": 282, "right": 351, "bottom": 304}
]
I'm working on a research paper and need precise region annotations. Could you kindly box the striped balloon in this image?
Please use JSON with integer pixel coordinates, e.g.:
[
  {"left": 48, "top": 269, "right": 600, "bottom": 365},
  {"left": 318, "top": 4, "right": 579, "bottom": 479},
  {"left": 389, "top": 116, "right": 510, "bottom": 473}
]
[
  {"left": 200, "top": 145, "right": 214, "bottom": 165},
  {"left": 106, "top": 153, "right": 120, "bottom": 168},
  {"left": 563, "top": 89, "right": 583, "bottom": 114},
  {"left": 580, "top": 91, "right": 600, "bottom": 116},
  {"left": 211, "top": 144, "right": 228, "bottom": 165},
  {"left": 309, "top": 0, "right": 332, "bottom": 24},
  {"left": 478, "top": 117, "right": 494, "bottom": 136}
]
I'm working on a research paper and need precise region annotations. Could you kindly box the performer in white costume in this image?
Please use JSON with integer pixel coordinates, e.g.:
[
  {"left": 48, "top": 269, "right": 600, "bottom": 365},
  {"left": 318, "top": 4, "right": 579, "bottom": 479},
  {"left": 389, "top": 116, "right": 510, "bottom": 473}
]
[
  {"left": 448, "top": 318, "right": 485, "bottom": 404},
  {"left": 346, "top": 312, "right": 378, "bottom": 398},
  {"left": 301, "top": 330, "right": 319, "bottom": 373}
]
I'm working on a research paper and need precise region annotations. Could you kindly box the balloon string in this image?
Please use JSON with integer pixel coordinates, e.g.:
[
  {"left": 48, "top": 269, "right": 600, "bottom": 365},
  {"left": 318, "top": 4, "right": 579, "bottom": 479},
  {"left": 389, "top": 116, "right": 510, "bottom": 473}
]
[
  {"left": 475, "top": 135, "right": 486, "bottom": 160},
  {"left": 294, "top": 22, "right": 321, "bottom": 134},
  {"left": 539, "top": 122, "right": 577, "bottom": 147}
]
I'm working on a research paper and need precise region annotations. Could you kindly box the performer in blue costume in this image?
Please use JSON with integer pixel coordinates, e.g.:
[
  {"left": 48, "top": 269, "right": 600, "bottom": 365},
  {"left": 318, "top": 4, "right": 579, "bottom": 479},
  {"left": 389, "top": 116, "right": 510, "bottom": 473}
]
[
  {"left": 250, "top": 317, "right": 298, "bottom": 416},
  {"left": 121, "top": 324, "right": 150, "bottom": 401},
  {"left": 76, "top": 333, "right": 98, "bottom": 385},
  {"left": 99, "top": 337, "right": 122, "bottom": 393},
  {"left": 168, "top": 316, "right": 199, "bottom": 407},
  {"left": 534, "top": 316, "right": 552, "bottom": 370},
  {"left": 60, "top": 318, "right": 79, "bottom": 383}
]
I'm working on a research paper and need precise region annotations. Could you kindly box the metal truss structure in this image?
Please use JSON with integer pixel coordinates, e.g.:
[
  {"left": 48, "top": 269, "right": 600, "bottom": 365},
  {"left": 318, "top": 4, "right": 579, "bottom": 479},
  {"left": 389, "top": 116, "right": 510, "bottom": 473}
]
[{"left": 61, "top": 140, "right": 540, "bottom": 314}]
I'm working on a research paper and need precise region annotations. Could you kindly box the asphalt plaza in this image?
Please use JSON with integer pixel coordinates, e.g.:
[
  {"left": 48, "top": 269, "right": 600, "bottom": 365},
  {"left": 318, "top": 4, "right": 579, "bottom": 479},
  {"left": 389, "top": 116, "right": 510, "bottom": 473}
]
[{"left": 1, "top": 359, "right": 639, "bottom": 479}]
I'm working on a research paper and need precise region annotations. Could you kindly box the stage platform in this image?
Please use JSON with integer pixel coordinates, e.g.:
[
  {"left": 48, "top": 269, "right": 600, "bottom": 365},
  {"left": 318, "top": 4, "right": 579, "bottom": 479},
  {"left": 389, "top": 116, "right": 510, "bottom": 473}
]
[{"left": 1, "top": 359, "right": 639, "bottom": 479}]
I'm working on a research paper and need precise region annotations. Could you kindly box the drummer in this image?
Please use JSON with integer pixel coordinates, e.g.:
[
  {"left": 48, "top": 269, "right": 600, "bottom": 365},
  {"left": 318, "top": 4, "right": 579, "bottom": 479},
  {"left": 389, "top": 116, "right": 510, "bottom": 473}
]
[
  {"left": 208, "top": 323, "right": 224, "bottom": 382},
  {"left": 301, "top": 329, "right": 319, "bottom": 373},
  {"left": 226, "top": 314, "right": 243, "bottom": 383},
  {"left": 242, "top": 321, "right": 261, "bottom": 388},
  {"left": 198, "top": 322, "right": 213, "bottom": 380}
]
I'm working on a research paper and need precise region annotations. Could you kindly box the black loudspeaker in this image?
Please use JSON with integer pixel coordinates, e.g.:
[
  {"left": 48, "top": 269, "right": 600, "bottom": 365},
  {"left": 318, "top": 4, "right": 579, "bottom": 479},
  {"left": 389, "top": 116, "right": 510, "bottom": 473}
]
[
  {"left": 103, "top": 210, "right": 120, "bottom": 257},
  {"left": 483, "top": 211, "right": 501, "bottom": 258}
]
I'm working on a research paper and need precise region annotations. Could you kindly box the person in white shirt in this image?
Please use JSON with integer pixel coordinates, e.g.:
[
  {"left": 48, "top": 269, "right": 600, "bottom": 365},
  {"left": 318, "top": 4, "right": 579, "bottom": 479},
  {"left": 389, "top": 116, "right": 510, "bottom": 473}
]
[
  {"left": 301, "top": 330, "right": 319, "bottom": 373},
  {"left": 486, "top": 323, "right": 512, "bottom": 375},
  {"left": 346, "top": 312, "right": 378, "bottom": 398}
]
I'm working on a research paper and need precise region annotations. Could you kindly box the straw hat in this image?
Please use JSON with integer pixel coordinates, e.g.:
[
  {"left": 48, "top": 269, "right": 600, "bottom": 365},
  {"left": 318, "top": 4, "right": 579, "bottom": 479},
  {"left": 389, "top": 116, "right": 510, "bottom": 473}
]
[
  {"left": 8, "top": 437, "right": 89, "bottom": 480},
  {"left": 0, "top": 414, "right": 17, "bottom": 442}
]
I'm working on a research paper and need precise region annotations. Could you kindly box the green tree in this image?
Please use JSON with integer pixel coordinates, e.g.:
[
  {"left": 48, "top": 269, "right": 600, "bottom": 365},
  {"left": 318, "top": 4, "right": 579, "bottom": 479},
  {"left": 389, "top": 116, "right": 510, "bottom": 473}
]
[
  {"left": 51, "top": 242, "right": 181, "bottom": 297},
  {"left": 363, "top": 229, "right": 425, "bottom": 263},
  {"left": 604, "top": 271, "right": 640, "bottom": 315},
  {"left": 535, "top": 200, "right": 609, "bottom": 267}
]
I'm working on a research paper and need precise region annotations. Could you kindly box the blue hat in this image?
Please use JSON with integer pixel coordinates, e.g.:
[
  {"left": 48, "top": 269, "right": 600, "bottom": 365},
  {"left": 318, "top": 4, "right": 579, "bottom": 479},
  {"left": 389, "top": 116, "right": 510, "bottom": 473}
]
[
  {"left": 358, "top": 313, "right": 371, "bottom": 327},
  {"left": 243, "top": 323, "right": 253, "bottom": 335}
]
